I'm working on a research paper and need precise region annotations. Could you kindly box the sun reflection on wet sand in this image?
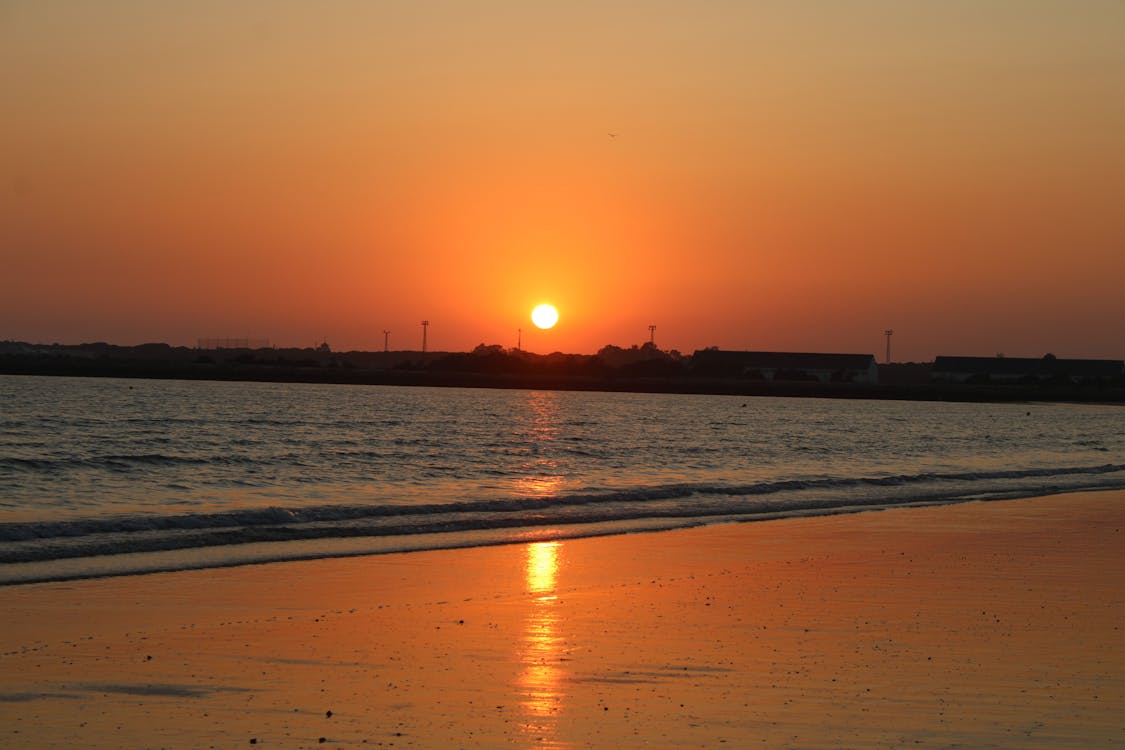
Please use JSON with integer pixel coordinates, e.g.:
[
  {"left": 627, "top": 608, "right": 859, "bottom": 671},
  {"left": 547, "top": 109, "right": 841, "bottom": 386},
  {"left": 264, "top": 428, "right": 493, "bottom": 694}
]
[{"left": 517, "top": 540, "right": 568, "bottom": 747}]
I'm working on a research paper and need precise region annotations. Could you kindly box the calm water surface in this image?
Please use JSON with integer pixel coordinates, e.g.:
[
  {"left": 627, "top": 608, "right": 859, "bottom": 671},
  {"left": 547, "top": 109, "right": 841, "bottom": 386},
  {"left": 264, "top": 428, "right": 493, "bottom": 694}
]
[{"left": 1, "top": 375, "right": 1122, "bottom": 583}]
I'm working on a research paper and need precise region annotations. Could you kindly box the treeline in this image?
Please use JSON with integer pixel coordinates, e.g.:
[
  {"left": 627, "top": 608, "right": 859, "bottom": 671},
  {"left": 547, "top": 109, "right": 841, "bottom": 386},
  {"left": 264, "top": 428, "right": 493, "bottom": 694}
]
[
  {"left": 0, "top": 340, "right": 694, "bottom": 378},
  {"left": 425, "top": 343, "right": 687, "bottom": 378}
]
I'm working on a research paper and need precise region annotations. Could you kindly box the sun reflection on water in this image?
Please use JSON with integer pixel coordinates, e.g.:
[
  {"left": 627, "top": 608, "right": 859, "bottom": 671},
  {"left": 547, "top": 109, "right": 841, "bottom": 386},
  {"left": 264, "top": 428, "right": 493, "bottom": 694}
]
[
  {"left": 517, "top": 540, "right": 568, "bottom": 747},
  {"left": 514, "top": 473, "right": 564, "bottom": 498},
  {"left": 513, "top": 391, "right": 566, "bottom": 501}
]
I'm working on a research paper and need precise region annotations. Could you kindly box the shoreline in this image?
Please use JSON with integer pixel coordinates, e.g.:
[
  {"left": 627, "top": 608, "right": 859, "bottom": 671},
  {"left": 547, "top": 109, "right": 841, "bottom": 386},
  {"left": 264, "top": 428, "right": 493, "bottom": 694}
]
[
  {"left": 2, "top": 490, "right": 1122, "bottom": 748},
  {"left": 6, "top": 488, "right": 1125, "bottom": 588},
  {"left": 5, "top": 364, "right": 1125, "bottom": 404}
]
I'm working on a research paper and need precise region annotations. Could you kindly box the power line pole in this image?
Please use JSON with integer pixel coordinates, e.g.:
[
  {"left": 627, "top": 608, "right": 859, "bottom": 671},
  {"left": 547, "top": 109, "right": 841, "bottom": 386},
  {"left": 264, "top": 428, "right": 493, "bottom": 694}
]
[
  {"left": 517, "top": 328, "right": 522, "bottom": 352},
  {"left": 648, "top": 325, "right": 656, "bottom": 346},
  {"left": 421, "top": 320, "right": 429, "bottom": 355},
  {"left": 383, "top": 330, "right": 390, "bottom": 353},
  {"left": 884, "top": 329, "right": 894, "bottom": 364}
]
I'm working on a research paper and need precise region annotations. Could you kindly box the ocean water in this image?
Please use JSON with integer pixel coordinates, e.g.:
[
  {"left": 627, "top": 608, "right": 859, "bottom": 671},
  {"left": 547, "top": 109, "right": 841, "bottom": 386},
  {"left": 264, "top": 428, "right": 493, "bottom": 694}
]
[{"left": 1, "top": 374, "right": 1123, "bottom": 584}]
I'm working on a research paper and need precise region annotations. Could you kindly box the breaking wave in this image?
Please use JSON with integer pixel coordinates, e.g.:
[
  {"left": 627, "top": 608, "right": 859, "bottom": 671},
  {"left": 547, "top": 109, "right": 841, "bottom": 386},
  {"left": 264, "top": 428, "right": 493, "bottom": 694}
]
[{"left": 2, "top": 462, "right": 1123, "bottom": 583}]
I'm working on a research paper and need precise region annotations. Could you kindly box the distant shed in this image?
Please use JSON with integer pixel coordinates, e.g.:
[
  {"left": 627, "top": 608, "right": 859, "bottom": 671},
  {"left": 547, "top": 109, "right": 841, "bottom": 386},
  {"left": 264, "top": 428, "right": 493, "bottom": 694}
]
[
  {"left": 932, "top": 355, "right": 1123, "bottom": 384},
  {"left": 692, "top": 350, "right": 879, "bottom": 384}
]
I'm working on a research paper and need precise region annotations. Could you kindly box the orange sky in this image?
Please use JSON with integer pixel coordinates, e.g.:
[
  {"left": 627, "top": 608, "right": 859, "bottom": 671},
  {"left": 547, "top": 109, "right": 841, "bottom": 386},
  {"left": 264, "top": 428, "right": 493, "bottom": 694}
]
[{"left": 2, "top": 2, "right": 1123, "bottom": 361}]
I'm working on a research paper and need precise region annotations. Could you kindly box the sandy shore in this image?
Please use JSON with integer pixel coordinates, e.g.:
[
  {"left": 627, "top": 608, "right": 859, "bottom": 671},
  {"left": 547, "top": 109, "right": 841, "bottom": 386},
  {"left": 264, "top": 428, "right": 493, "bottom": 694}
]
[{"left": 2, "top": 491, "right": 1122, "bottom": 749}]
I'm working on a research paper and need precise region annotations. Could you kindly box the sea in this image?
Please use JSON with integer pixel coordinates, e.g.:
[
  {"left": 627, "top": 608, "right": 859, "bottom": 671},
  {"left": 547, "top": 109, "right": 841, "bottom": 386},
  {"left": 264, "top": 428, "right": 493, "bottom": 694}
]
[{"left": 1, "top": 374, "right": 1123, "bottom": 585}]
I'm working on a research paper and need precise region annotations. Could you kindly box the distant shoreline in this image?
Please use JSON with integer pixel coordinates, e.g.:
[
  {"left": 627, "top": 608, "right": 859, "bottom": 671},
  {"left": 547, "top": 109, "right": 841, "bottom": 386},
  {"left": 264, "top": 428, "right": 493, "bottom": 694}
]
[{"left": 4, "top": 355, "right": 1124, "bottom": 404}]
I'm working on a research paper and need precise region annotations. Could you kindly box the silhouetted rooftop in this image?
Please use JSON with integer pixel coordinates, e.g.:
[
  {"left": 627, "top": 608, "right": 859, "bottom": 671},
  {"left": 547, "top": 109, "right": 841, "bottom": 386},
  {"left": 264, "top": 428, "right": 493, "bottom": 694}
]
[
  {"left": 934, "top": 356, "right": 1123, "bottom": 378},
  {"left": 692, "top": 350, "right": 877, "bottom": 371}
]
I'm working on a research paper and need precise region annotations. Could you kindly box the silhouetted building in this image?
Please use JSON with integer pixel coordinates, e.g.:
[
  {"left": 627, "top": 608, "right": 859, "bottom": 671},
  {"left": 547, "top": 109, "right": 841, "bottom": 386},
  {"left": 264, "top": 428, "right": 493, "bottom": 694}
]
[
  {"left": 197, "top": 337, "right": 270, "bottom": 351},
  {"left": 692, "top": 350, "right": 879, "bottom": 384},
  {"left": 932, "top": 355, "right": 1123, "bottom": 384}
]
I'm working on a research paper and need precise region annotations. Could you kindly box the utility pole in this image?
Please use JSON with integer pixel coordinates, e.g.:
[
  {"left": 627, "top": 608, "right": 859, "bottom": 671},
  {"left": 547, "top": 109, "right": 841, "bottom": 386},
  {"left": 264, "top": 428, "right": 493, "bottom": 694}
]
[
  {"left": 648, "top": 325, "right": 656, "bottom": 346},
  {"left": 421, "top": 320, "right": 429, "bottom": 355},
  {"left": 382, "top": 330, "right": 390, "bottom": 353},
  {"left": 517, "top": 328, "right": 522, "bottom": 352},
  {"left": 884, "top": 329, "right": 894, "bottom": 364}
]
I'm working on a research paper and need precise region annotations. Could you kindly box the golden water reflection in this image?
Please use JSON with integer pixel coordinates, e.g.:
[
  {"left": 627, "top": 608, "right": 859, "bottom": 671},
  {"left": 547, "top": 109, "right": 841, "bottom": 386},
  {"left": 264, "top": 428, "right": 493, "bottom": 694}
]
[
  {"left": 514, "top": 472, "right": 564, "bottom": 498},
  {"left": 522, "top": 390, "right": 560, "bottom": 443},
  {"left": 513, "top": 391, "right": 565, "bottom": 500},
  {"left": 517, "top": 541, "right": 568, "bottom": 747}
]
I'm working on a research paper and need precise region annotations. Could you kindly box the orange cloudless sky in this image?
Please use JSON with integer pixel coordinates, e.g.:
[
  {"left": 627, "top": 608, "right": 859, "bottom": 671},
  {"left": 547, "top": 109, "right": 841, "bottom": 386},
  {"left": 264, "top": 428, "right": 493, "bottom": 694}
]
[{"left": 2, "top": 1, "right": 1123, "bottom": 360}]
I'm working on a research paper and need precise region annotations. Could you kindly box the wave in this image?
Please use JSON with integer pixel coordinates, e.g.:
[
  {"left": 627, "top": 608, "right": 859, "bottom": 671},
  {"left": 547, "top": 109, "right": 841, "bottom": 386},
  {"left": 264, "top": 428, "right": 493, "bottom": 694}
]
[
  {"left": 2, "top": 463, "right": 1124, "bottom": 576},
  {"left": 0, "top": 453, "right": 262, "bottom": 473}
]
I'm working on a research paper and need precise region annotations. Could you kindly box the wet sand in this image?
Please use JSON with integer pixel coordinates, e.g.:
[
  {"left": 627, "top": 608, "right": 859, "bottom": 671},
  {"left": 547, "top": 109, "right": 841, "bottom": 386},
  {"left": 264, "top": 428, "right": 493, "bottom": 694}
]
[{"left": 1, "top": 490, "right": 1123, "bottom": 748}]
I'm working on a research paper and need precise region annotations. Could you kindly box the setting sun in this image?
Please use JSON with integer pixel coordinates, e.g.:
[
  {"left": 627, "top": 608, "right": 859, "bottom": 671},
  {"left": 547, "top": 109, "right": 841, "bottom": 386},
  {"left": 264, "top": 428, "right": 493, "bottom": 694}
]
[{"left": 531, "top": 304, "right": 559, "bottom": 330}]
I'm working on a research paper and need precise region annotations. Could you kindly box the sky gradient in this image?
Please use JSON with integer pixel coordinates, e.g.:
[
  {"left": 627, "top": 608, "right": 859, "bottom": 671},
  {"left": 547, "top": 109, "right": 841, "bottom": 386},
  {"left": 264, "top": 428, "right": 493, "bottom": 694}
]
[{"left": 3, "top": 1, "right": 1123, "bottom": 360}]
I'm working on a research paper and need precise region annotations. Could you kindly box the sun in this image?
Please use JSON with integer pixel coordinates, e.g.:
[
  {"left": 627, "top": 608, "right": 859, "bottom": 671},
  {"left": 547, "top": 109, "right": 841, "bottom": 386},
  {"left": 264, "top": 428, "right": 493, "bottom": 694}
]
[{"left": 531, "top": 304, "right": 559, "bottom": 330}]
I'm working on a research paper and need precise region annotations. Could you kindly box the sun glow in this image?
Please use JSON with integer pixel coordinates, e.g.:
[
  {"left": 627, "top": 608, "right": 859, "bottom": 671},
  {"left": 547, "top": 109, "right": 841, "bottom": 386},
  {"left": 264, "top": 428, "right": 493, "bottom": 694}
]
[{"left": 531, "top": 304, "right": 559, "bottom": 330}]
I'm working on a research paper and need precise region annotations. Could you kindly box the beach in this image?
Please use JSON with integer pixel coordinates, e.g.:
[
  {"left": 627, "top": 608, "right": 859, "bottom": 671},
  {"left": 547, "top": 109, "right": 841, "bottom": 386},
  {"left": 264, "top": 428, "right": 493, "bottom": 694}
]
[{"left": 2, "top": 490, "right": 1122, "bottom": 749}]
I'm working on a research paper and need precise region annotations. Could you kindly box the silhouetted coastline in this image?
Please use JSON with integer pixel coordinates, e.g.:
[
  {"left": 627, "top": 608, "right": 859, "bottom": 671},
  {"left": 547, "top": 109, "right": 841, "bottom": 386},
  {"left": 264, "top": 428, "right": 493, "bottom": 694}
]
[{"left": 2, "top": 340, "right": 1123, "bottom": 403}]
